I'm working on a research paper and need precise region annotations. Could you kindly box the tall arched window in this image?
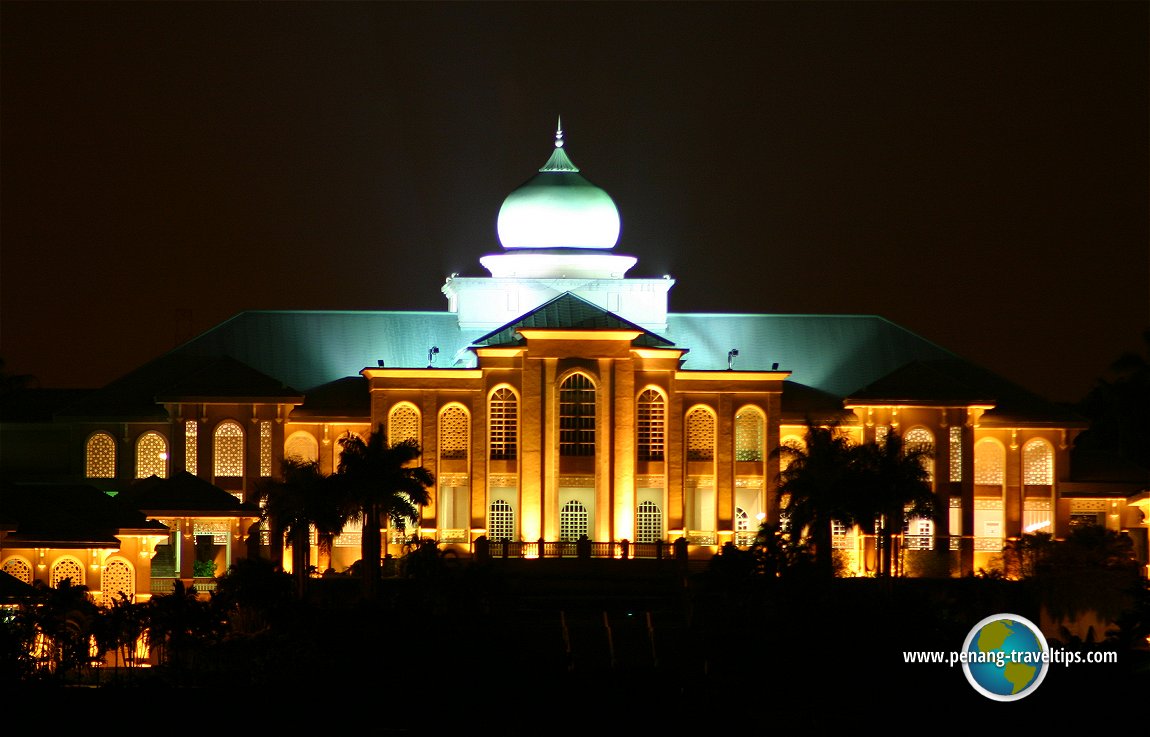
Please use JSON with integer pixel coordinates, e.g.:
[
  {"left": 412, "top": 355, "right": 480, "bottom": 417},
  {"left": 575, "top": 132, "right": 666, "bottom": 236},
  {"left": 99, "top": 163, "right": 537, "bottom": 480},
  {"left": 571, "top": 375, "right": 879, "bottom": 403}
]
[
  {"left": 637, "top": 389, "right": 665, "bottom": 461},
  {"left": 1, "top": 557, "right": 32, "bottom": 584},
  {"left": 100, "top": 558, "right": 134, "bottom": 606},
  {"left": 686, "top": 406, "right": 715, "bottom": 461},
  {"left": 903, "top": 427, "right": 934, "bottom": 483},
  {"left": 439, "top": 405, "right": 469, "bottom": 460},
  {"left": 560, "top": 500, "right": 590, "bottom": 541},
  {"left": 388, "top": 403, "right": 420, "bottom": 446},
  {"left": 85, "top": 432, "right": 117, "bottom": 478},
  {"left": 636, "top": 500, "right": 662, "bottom": 543},
  {"left": 559, "top": 373, "right": 596, "bottom": 457},
  {"left": 135, "top": 431, "right": 168, "bottom": 479},
  {"left": 1022, "top": 439, "right": 1054, "bottom": 485},
  {"left": 284, "top": 431, "right": 319, "bottom": 462},
  {"left": 489, "top": 387, "right": 518, "bottom": 461},
  {"left": 489, "top": 499, "right": 515, "bottom": 542},
  {"left": 214, "top": 420, "right": 244, "bottom": 477},
  {"left": 735, "top": 407, "right": 765, "bottom": 461}
]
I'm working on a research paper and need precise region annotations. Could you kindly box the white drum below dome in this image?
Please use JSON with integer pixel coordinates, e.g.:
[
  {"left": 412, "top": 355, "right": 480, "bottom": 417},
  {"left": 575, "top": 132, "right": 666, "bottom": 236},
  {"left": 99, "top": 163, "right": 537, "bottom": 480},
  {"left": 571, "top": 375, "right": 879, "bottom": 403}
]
[{"left": 480, "top": 251, "right": 637, "bottom": 279}]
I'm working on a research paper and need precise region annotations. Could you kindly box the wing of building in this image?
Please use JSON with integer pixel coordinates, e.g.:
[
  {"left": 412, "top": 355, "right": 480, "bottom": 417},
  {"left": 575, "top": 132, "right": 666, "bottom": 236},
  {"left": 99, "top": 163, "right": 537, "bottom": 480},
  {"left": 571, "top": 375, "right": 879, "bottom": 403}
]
[{"left": 2, "top": 124, "right": 1146, "bottom": 599}]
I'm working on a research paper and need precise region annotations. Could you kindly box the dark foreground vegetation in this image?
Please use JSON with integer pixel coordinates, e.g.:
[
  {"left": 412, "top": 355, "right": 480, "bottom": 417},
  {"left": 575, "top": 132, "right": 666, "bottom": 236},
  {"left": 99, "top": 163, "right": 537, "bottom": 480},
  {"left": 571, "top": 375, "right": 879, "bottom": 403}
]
[{"left": 3, "top": 546, "right": 1147, "bottom": 729}]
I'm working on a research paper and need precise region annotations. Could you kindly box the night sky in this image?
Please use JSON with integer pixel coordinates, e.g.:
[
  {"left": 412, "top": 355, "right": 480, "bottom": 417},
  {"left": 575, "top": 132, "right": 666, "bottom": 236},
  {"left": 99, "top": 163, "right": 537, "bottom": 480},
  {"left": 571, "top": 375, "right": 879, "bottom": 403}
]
[{"left": 2, "top": 2, "right": 1146, "bottom": 404}]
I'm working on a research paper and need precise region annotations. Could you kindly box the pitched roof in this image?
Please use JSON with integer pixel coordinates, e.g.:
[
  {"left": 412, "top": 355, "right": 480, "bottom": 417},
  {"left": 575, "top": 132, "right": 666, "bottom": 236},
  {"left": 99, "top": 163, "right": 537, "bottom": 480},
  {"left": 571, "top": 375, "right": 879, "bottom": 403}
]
[
  {"left": 0, "top": 482, "right": 168, "bottom": 548},
  {"left": 473, "top": 292, "right": 675, "bottom": 348},
  {"left": 121, "top": 472, "right": 260, "bottom": 516}
]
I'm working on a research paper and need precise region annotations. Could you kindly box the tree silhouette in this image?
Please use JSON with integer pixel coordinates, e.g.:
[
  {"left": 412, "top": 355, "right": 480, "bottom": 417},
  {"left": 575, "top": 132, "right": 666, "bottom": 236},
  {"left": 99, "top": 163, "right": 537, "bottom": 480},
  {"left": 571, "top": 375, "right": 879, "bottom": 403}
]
[{"left": 336, "top": 427, "right": 433, "bottom": 600}]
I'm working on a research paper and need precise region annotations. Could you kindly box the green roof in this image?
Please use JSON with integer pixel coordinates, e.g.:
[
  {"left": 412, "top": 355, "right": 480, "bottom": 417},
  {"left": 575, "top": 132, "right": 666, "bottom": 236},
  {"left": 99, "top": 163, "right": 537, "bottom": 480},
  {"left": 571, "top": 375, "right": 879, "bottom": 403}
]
[{"left": 474, "top": 293, "right": 674, "bottom": 348}]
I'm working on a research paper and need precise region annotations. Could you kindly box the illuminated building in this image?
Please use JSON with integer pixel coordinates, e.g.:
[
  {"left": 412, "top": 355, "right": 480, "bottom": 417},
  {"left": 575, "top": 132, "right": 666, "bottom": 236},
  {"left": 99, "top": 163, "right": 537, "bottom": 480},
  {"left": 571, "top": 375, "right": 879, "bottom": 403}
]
[{"left": 2, "top": 124, "right": 1146, "bottom": 599}]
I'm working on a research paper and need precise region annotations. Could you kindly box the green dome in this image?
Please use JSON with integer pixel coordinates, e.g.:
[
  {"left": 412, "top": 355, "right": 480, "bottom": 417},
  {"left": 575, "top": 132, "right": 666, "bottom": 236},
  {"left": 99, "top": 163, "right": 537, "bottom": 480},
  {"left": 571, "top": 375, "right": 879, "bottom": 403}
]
[{"left": 496, "top": 128, "right": 621, "bottom": 250}]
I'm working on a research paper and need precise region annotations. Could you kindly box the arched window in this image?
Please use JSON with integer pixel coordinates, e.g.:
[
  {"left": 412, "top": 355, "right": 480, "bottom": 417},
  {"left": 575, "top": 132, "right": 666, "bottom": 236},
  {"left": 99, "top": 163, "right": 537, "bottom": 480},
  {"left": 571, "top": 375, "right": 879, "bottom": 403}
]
[
  {"left": 1, "top": 557, "right": 32, "bottom": 584},
  {"left": 637, "top": 389, "right": 665, "bottom": 462},
  {"left": 439, "top": 405, "right": 469, "bottom": 460},
  {"left": 214, "top": 420, "right": 244, "bottom": 477},
  {"left": 489, "top": 387, "right": 518, "bottom": 461},
  {"left": 86, "top": 432, "right": 117, "bottom": 478},
  {"left": 560, "top": 500, "right": 590, "bottom": 541},
  {"left": 388, "top": 403, "right": 420, "bottom": 446},
  {"left": 686, "top": 406, "right": 715, "bottom": 461},
  {"left": 489, "top": 499, "right": 515, "bottom": 542},
  {"left": 51, "top": 557, "right": 85, "bottom": 589},
  {"left": 135, "top": 431, "right": 168, "bottom": 479},
  {"left": 559, "top": 373, "right": 596, "bottom": 457},
  {"left": 974, "top": 439, "right": 1004, "bottom": 485},
  {"left": 735, "top": 507, "right": 750, "bottom": 532},
  {"left": 1022, "top": 439, "right": 1054, "bottom": 485},
  {"left": 284, "top": 431, "right": 319, "bottom": 462},
  {"left": 903, "top": 427, "right": 934, "bottom": 483},
  {"left": 100, "top": 558, "right": 134, "bottom": 606},
  {"left": 636, "top": 500, "right": 662, "bottom": 543},
  {"left": 735, "top": 407, "right": 765, "bottom": 461},
  {"left": 779, "top": 434, "right": 806, "bottom": 475}
]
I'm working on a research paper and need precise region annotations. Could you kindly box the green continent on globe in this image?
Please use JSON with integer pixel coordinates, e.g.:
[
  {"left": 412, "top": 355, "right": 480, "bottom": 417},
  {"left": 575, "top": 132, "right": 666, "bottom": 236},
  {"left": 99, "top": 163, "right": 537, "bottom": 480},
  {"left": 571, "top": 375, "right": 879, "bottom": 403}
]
[
  {"left": 1003, "top": 662, "right": 1038, "bottom": 694},
  {"left": 976, "top": 620, "right": 1013, "bottom": 652}
]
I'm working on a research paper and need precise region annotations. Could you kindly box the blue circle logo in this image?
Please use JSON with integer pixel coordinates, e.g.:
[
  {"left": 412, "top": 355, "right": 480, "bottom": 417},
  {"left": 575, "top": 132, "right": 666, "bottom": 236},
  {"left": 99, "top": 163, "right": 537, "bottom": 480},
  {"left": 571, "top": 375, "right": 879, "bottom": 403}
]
[{"left": 962, "top": 613, "right": 1049, "bottom": 701}]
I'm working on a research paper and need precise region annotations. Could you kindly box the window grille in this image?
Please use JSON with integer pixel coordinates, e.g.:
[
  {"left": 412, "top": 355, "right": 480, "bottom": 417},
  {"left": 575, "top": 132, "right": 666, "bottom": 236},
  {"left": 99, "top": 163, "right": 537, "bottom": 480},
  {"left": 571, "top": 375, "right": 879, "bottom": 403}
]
[
  {"left": 637, "top": 389, "right": 665, "bottom": 461},
  {"left": 440, "top": 405, "right": 469, "bottom": 460},
  {"left": 1022, "top": 439, "right": 1053, "bottom": 485},
  {"left": 489, "top": 499, "right": 515, "bottom": 541},
  {"left": 560, "top": 500, "right": 589, "bottom": 541},
  {"left": 136, "top": 431, "right": 168, "bottom": 479},
  {"left": 259, "top": 421, "right": 273, "bottom": 477},
  {"left": 86, "top": 432, "right": 116, "bottom": 478},
  {"left": 949, "top": 427, "right": 962, "bottom": 482},
  {"left": 559, "top": 374, "right": 595, "bottom": 457},
  {"left": 734, "top": 409, "right": 764, "bottom": 461},
  {"left": 904, "top": 427, "right": 934, "bottom": 483},
  {"left": 214, "top": 421, "right": 244, "bottom": 477},
  {"left": 389, "top": 404, "right": 420, "bottom": 445},
  {"left": 974, "top": 439, "right": 1004, "bottom": 485},
  {"left": 686, "top": 407, "right": 714, "bottom": 461},
  {"left": 185, "top": 421, "right": 198, "bottom": 474},
  {"left": 636, "top": 500, "right": 662, "bottom": 543},
  {"left": 489, "top": 388, "right": 518, "bottom": 460}
]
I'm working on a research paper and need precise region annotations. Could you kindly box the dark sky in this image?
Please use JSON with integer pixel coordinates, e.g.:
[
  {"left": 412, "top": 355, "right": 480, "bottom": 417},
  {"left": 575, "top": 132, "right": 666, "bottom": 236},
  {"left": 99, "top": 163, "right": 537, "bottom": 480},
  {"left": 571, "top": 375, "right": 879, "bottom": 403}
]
[{"left": 2, "top": 1, "right": 1147, "bottom": 404}]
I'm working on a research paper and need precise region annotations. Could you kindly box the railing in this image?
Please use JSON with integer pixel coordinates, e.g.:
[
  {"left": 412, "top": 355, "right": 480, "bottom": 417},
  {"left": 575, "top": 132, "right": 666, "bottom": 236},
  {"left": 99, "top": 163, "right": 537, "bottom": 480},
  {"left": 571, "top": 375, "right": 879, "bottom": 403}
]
[
  {"left": 484, "top": 539, "right": 676, "bottom": 560},
  {"left": 149, "top": 578, "right": 217, "bottom": 595}
]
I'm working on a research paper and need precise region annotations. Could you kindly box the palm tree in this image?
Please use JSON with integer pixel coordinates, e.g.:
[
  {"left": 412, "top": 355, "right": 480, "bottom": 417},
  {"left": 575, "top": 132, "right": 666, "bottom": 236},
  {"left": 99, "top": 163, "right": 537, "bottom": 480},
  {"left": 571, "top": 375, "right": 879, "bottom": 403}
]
[
  {"left": 851, "top": 429, "right": 935, "bottom": 579},
  {"left": 336, "top": 427, "right": 434, "bottom": 599},
  {"left": 257, "top": 457, "right": 353, "bottom": 599},
  {"left": 772, "top": 421, "right": 860, "bottom": 578}
]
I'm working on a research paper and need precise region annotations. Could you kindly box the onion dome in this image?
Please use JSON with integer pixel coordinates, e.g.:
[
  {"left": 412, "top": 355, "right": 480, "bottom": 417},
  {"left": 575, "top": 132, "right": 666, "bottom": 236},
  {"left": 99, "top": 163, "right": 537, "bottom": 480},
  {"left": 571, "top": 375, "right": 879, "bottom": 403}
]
[{"left": 496, "top": 121, "right": 621, "bottom": 249}]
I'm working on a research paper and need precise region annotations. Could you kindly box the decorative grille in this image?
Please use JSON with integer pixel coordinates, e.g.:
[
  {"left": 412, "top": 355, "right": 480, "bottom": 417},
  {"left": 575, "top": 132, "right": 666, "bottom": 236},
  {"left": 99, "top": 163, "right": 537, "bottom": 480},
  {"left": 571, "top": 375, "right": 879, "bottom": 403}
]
[
  {"left": 51, "top": 558, "right": 85, "bottom": 588},
  {"left": 439, "top": 405, "right": 469, "bottom": 460},
  {"left": 559, "top": 373, "right": 595, "bottom": 457},
  {"left": 285, "top": 431, "right": 319, "bottom": 462},
  {"left": 136, "top": 431, "right": 168, "bottom": 479},
  {"left": 2, "top": 558, "right": 32, "bottom": 584},
  {"left": 489, "top": 388, "right": 518, "bottom": 460},
  {"left": 685, "top": 408, "right": 714, "bottom": 461},
  {"left": 260, "top": 421, "right": 272, "bottom": 477},
  {"left": 974, "top": 439, "right": 1004, "bottom": 485},
  {"left": 389, "top": 404, "right": 420, "bottom": 445},
  {"left": 86, "top": 433, "right": 116, "bottom": 478},
  {"left": 734, "top": 409, "right": 764, "bottom": 461},
  {"left": 101, "top": 559, "right": 134, "bottom": 606},
  {"left": 637, "top": 389, "right": 665, "bottom": 461},
  {"left": 734, "top": 507, "right": 750, "bottom": 532},
  {"left": 1022, "top": 439, "right": 1053, "bottom": 485},
  {"left": 214, "top": 421, "right": 244, "bottom": 477},
  {"left": 185, "top": 420, "right": 198, "bottom": 474},
  {"left": 949, "top": 427, "right": 962, "bottom": 482},
  {"left": 904, "top": 427, "right": 934, "bottom": 482}
]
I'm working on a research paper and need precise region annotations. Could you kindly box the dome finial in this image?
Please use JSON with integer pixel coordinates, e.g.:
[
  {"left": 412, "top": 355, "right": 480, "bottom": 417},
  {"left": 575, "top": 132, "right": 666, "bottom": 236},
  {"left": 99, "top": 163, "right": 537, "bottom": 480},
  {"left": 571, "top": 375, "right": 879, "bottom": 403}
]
[{"left": 555, "top": 115, "right": 564, "bottom": 148}]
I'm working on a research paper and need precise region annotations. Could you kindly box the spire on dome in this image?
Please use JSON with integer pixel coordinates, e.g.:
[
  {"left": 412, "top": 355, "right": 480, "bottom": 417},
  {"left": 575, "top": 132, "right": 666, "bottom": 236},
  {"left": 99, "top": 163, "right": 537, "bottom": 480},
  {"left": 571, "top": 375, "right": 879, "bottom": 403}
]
[{"left": 540, "top": 117, "right": 579, "bottom": 172}]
